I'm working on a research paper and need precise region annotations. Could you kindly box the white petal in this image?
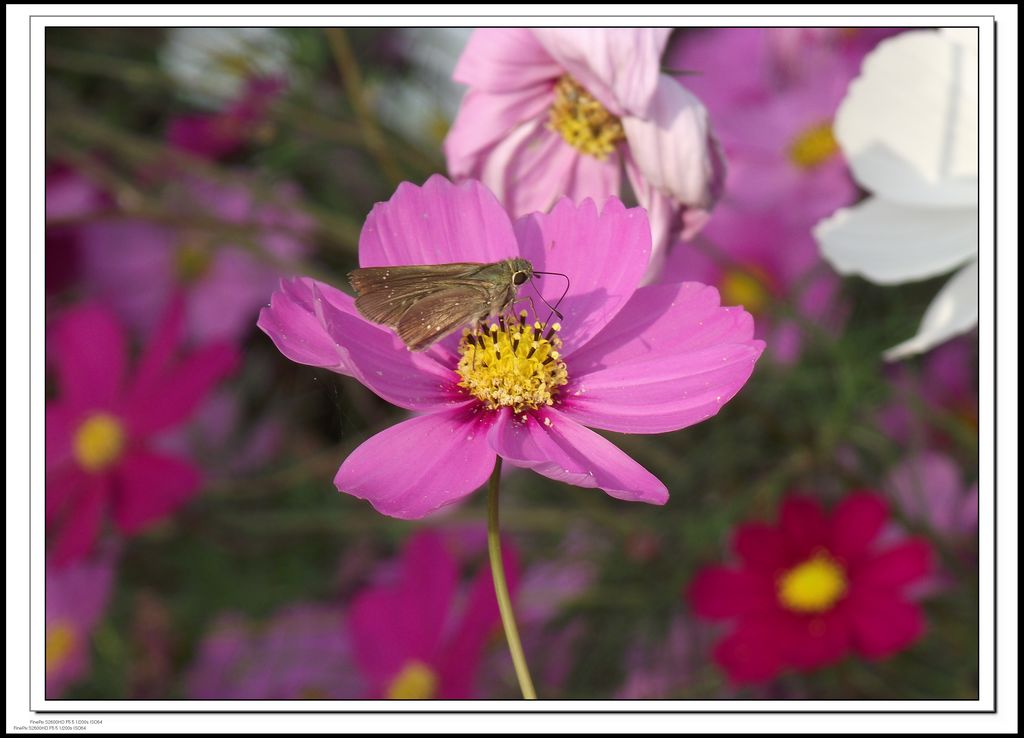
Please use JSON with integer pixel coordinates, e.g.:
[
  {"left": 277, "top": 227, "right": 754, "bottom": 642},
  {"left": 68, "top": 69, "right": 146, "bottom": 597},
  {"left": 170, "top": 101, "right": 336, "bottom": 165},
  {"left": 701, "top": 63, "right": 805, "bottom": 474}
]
[
  {"left": 884, "top": 260, "right": 979, "bottom": 361},
  {"left": 836, "top": 30, "right": 978, "bottom": 207},
  {"left": 814, "top": 197, "right": 977, "bottom": 284}
]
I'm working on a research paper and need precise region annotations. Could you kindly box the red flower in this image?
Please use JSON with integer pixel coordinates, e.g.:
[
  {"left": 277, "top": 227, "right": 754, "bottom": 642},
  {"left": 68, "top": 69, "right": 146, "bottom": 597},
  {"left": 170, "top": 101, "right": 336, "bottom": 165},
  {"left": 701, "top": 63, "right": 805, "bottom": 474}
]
[{"left": 688, "top": 492, "right": 933, "bottom": 684}]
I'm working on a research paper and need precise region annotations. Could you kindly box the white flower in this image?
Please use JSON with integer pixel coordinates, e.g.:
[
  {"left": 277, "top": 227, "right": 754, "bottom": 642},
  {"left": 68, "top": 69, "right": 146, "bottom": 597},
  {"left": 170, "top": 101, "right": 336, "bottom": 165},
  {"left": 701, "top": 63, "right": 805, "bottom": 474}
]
[
  {"left": 160, "top": 28, "right": 293, "bottom": 107},
  {"left": 814, "top": 29, "right": 978, "bottom": 361}
]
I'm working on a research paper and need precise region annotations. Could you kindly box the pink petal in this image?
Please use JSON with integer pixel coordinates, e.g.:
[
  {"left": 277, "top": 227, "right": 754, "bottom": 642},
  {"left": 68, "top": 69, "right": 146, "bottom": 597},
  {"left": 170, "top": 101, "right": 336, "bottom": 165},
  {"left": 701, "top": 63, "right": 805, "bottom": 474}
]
[
  {"left": 444, "top": 87, "right": 555, "bottom": 180},
  {"left": 532, "top": 28, "right": 671, "bottom": 116},
  {"left": 562, "top": 282, "right": 763, "bottom": 434},
  {"left": 48, "top": 303, "right": 127, "bottom": 410},
  {"left": 713, "top": 618, "right": 786, "bottom": 685},
  {"left": 886, "top": 451, "right": 967, "bottom": 536},
  {"left": 622, "top": 74, "right": 726, "bottom": 209},
  {"left": 785, "top": 609, "right": 852, "bottom": 670},
  {"left": 129, "top": 293, "right": 188, "bottom": 401},
  {"left": 732, "top": 523, "right": 788, "bottom": 576},
  {"left": 358, "top": 175, "right": 520, "bottom": 268},
  {"left": 688, "top": 566, "right": 774, "bottom": 619},
  {"left": 479, "top": 119, "right": 581, "bottom": 218},
  {"left": 46, "top": 404, "right": 76, "bottom": 473},
  {"left": 50, "top": 476, "right": 108, "bottom": 566},
  {"left": 453, "top": 29, "right": 562, "bottom": 92},
  {"left": 853, "top": 539, "right": 933, "bottom": 590},
  {"left": 258, "top": 278, "right": 461, "bottom": 412},
  {"left": 624, "top": 154, "right": 681, "bottom": 269},
  {"left": 779, "top": 496, "right": 831, "bottom": 561},
  {"left": 126, "top": 343, "right": 239, "bottom": 437},
  {"left": 488, "top": 407, "right": 668, "bottom": 505},
  {"left": 830, "top": 492, "right": 889, "bottom": 563},
  {"left": 513, "top": 197, "right": 651, "bottom": 355},
  {"left": 335, "top": 407, "right": 497, "bottom": 519},
  {"left": 349, "top": 531, "right": 458, "bottom": 688},
  {"left": 848, "top": 595, "right": 926, "bottom": 659},
  {"left": 110, "top": 451, "right": 203, "bottom": 534}
]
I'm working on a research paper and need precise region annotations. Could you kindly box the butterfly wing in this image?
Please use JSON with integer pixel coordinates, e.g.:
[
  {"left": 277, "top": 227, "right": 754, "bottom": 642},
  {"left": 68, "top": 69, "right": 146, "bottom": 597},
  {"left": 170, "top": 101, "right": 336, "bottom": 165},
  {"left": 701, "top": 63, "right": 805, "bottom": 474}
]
[
  {"left": 349, "top": 264, "right": 489, "bottom": 328},
  {"left": 395, "top": 284, "right": 496, "bottom": 351}
]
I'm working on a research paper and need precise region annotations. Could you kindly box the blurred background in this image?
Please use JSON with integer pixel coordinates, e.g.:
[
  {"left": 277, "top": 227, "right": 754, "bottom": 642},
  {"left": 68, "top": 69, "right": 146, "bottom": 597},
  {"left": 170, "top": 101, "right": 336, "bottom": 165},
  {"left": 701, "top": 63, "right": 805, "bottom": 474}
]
[{"left": 44, "top": 27, "right": 978, "bottom": 700}]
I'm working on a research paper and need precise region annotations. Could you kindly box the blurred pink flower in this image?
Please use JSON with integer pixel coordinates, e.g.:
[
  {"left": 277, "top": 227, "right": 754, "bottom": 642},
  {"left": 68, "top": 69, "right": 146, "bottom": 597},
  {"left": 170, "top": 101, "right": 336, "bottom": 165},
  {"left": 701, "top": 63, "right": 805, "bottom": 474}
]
[
  {"left": 168, "top": 76, "right": 284, "bottom": 159},
  {"left": 886, "top": 452, "right": 978, "bottom": 540},
  {"left": 259, "top": 176, "right": 764, "bottom": 519},
  {"left": 349, "top": 530, "right": 519, "bottom": 698},
  {"left": 46, "top": 553, "right": 116, "bottom": 698},
  {"left": 186, "top": 605, "right": 363, "bottom": 699},
  {"left": 878, "top": 335, "right": 978, "bottom": 446},
  {"left": 444, "top": 28, "right": 725, "bottom": 266},
  {"left": 46, "top": 300, "right": 239, "bottom": 565},
  {"left": 689, "top": 493, "right": 933, "bottom": 685},
  {"left": 77, "top": 174, "right": 312, "bottom": 345}
]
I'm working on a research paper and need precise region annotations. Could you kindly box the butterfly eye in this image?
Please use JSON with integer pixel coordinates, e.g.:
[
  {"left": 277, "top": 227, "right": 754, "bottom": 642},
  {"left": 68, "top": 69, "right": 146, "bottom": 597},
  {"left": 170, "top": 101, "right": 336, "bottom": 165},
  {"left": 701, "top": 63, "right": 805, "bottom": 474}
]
[{"left": 513, "top": 271, "right": 528, "bottom": 286}]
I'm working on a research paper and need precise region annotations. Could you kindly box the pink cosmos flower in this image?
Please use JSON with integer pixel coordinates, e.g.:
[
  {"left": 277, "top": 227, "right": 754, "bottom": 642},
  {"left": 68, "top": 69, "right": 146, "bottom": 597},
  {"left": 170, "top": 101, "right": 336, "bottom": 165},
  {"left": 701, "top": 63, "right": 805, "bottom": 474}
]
[
  {"left": 688, "top": 492, "right": 933, "bottom": 685},
  {"left": 185, "top": 605, "right": 363, "bottom": 699},
  {"left": 78, "top": 173, "right": 311, "bottom": 345},
  {"left": 46, "top": 300, "right": 239, "bottom": 565},
  {"left": 168, "top": 76, "right": 284, "bottom": 160},
  {"left": 46, "top": 166, "right": 106, "bottom": 295},
  {"left": 444, "top": 29, "right": 726, "bottom": 267},
  {"left": 885, "top": 452, "right": 978, "bottom": 541},
  {"left": 46, "top": 553, "right": 116, "bottom": 698},
  {"left": 259, "top": 176, "right": 764, "bottom": 519},
  {"left": 349, "top": 530, "right": 519, "bottom": 699}
]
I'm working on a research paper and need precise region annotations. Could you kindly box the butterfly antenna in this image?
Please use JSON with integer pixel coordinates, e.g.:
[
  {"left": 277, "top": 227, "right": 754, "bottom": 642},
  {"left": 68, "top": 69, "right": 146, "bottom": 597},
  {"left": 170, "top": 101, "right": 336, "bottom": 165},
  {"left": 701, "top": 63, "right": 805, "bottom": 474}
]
[{"left": 531, "top": 270, "right": 570, "bottom": 326}]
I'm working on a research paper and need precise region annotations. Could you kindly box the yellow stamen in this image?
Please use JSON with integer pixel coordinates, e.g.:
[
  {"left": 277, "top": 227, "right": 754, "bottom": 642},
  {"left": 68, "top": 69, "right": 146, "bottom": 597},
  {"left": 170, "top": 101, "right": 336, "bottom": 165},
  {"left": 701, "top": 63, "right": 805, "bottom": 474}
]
[
  {"left": 73, "top": 413, "right": 126, "bottom": 472},
  {"left": 721, "top": 269, "right": 770, "bottom": 314},
  {"left": 548, "top": 74, "right": 625, "bottom": 160},
  {"left": 456, "top": 313, "right": 568, "bottom": 414},
  {"left": 46, "top": 621, "right": 77, "bottom": 673},
  {"left": 777, "top": 553, "right": 848, "bottom": 614},
  {"left": 788, "top": 121, "right": 839, "bottom": 169},
  {"left": 386, "top": 660, "right": 439, "bottom": 699}
]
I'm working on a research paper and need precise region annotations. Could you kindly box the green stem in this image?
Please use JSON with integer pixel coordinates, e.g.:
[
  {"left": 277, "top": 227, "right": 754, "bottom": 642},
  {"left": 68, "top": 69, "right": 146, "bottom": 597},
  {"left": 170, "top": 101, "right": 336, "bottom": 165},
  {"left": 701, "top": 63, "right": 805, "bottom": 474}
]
[{"left": 486, "top": 457, "right": 537, "bottom": 700}]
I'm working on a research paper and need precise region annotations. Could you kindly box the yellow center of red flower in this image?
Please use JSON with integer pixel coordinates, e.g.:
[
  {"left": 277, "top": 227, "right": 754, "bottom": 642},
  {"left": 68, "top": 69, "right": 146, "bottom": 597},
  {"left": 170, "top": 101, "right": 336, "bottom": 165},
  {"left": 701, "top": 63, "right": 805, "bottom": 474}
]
[
  {"left": 456, "top": 312, "right": 569, "bottom": 414},
  {"left": 386, "top": 660, "right": 438, "bottom": 699},
  {"left": 788, "top": 121, "right": 839, "bottom": 169},
  {"left": 777, "top": 553, "right": 847, "bottom": 613},
  {"left": 175, "top": 240, "right": 214, "bottom": 283},
  {"left": 720, "top": 269, "right": 771, "bottom": 314},
  {"left": 73, "top": 413, "right": 126, "bottom": 472},
  {"left": 548, "top": 74, "right": 626, "bottom": 160},
  {"left": 46, "top": 621, "right": 77, "bottom": 673}
]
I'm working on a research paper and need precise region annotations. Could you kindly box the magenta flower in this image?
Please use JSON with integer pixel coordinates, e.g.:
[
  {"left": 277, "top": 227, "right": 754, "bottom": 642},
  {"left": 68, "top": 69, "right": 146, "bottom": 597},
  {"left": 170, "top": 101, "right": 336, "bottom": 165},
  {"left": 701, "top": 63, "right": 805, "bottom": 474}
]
[
  {"left": 185, "top": 605, "right": 363, "bottom": 699},
  {"left": 443, "top": 29, "right": 725, "bottom": 264},
  {"left": 259, "top": 176, "right": 763, "bottom": 518},
  {"left": 689, "top": 493, "right": 933, "bottom": 685},
  {"left": 168, "top": 76, "right": 284, "bottom": 160},
  {"left": 46, "top": 553, "right": 116, "bottom": 698},
  {"left": 46, "top": 166, "right": 106, "bottom": 295},
  {"left": 46, "top": 300, "right": 239, "bottom": 564},
  {"left": 77, "top": 174, "right": 311, "bottom": 345},
  {"left": 349, "top": 530, "right": 518, "bottom": 698}
]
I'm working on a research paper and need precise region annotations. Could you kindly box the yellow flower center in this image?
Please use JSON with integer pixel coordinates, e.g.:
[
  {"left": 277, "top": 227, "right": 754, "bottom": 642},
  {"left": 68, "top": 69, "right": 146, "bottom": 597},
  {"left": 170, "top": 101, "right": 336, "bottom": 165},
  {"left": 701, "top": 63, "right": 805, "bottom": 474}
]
[
  {"left": 548, "top": 74, "right": 626, "bottom": 160},
  {"left": 46, "top": 621, "right": 77, "bottom": 673},
  {"left": 175, "top": 240, "right": 214, "bottom": 283},
  {"left": 386, "top": 660, "right": 439, "bottom": 699},
  {"left": 720, "top": 269, "right": 770, "bottom": 314},
  {"left": 788, "top": 121, "right": 839, "bottom": 169},
  {"left": 777, "top": 553, "right": 848, "bottom": 614},
  {"left": 456, "top": 312, "right": 569, "bottom": 414},
  {"left": 73, "top": 413, "right": 126, "bottom": 472}
]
